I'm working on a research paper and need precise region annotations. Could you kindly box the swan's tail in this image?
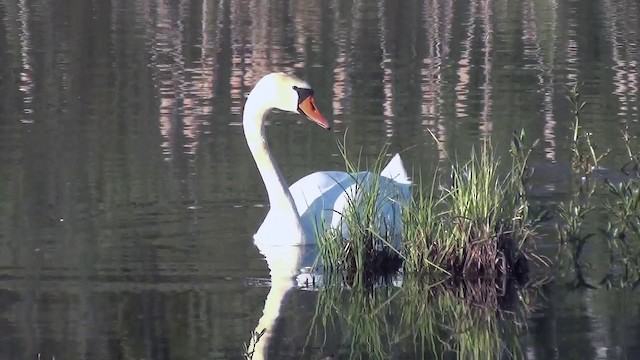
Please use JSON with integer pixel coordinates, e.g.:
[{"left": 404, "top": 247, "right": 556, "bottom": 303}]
[{"left": 381, "top": 153, "right": 411, "bottom": 184}]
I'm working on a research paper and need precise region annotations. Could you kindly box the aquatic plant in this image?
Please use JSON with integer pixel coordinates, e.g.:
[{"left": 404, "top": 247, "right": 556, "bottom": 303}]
[
  {"left": 554, "top": 84, "right": 608, "bottom": 288},
  {"left": 566, "top": 83, "right": 610, "bottom": 175},
  {"left": 316, "top": 142, "right": 405, "bottom": 279},
  {"left": 317, "top": 130, "right": 544, "bottom": 279},
  {"left": 555, "top": 82, "right": 640, "bottom": 289},
  {"left": 621, "top": 126, "right": 640, "bottom": 176},
  {"left": 599, "top": 178, "right": 640, "bottom": 289},
  {"left": 555, "top": 198, "right": 597, "bottom": 288},
  {"left": 413, "top": 131, "right": 542, "bottom": 278}
]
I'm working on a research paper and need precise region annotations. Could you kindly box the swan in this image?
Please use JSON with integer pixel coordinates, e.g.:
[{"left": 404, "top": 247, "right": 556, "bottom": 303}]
[{"left": 244, "top": 72, "right": 412, "bottom": 246}]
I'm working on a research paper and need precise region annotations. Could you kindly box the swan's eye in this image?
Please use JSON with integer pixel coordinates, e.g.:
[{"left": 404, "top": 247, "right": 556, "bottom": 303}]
[{"left": 293, "top": 86, "right": 314, "bottom": 104}]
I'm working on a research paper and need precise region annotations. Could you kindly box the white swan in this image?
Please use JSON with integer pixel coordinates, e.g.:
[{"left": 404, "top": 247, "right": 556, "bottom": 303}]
[{"left": 244, "top": 72, "right": 412, "bottom": 246}]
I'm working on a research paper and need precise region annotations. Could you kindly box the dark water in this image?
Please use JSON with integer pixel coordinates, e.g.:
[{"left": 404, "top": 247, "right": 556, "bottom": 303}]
[{"left": 0, "top": 0, "right": 639, "bottom": 359}]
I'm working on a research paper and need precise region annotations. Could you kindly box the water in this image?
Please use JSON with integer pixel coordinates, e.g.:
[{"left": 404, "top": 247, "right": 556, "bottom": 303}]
[{"left": 0, "top": 0, "right": 639, "bottom": 358}]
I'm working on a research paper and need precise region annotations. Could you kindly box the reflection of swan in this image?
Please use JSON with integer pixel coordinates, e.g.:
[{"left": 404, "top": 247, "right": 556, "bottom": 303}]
[
  {"left": 247, "top": 244, "right": 311, "bottom": 360},
  {"left": 244, "top": 73, "right": 412, "bottom": 246},
  {"left": 247, "top": 242, "right": 404, "bottom": 359}
]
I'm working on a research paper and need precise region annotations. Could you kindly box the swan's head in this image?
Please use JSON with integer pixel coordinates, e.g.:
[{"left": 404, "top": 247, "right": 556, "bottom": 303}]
[{"left": 250, "top": 72, "right": 331, "bottom": 130}]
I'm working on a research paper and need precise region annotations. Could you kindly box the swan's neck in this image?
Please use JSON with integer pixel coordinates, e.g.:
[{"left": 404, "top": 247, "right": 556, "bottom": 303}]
[{"left": 243, "top": 97, "right": 305, "bottom": 240}]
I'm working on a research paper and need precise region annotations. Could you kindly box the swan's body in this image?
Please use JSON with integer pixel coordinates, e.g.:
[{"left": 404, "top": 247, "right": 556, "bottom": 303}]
[
  {"left": 244, "top": 73, "right": 411, "bottom": 246},
  {"left": 256, "top": 156, "right": 411, "bottom": 244}
]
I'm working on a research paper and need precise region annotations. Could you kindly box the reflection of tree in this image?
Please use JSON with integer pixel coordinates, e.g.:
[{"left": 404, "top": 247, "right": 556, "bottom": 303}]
[
  {"left": 421, "top": 0, "right": 453, "bottom": 161},
  {"left": 530, "top": 0, "right": 559, "bottom": 162},
  {"left": 479, "top": 0, "right": 493, "bottom": 139},
  {"left": 17, "top": 0, "right": 34, "bottom": 124},
  {"left": 331, "top": 0, "right": 350, "bottom": 121},
  {"left": 602, "top": 0, "right": 639, "bottom": 122},
  {"left": 454, "top": 0, "right": 476, "bottom": 120}
]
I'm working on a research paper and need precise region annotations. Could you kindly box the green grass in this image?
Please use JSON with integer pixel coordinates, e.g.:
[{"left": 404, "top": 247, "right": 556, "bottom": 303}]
[
  {"left": 405, "top": 133, "right": 541, "bottom": 277},
  {"left": 555, "top": 83, "right": 640, "bottom": 289},
  {"left": 317, "top": 131, "right": 544, "bottom": 279},
  {"left": 315, "top": 81, "right": 640, "bottom": 289},
  {"left": 316, "top": 142, "right": 405, "bottom": 280}
]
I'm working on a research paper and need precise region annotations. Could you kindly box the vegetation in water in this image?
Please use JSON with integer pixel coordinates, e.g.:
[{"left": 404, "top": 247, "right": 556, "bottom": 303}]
[
  {"left": 566, "top": 83, "right": 611, "bottom": 175},
  {"left": 315, "top": 81, "right": 640, "bottom": 292},
  {"left": 403, "top": 130, "right": 546, "bottom": 279},
  {"left": 555, "top": 83, "right": 640, "bottom": 289},
  {"left": 317, "top": 131, "right": 547, "bottom": 280},
  {"left": 246, "top": 81, "right": 640, "bottom": 358},
  {"left": 315, "top": 142, "right": 406, "bottom": 282},
  {"left": 242, "top": 328, "right": 266, "bottom": 360}
]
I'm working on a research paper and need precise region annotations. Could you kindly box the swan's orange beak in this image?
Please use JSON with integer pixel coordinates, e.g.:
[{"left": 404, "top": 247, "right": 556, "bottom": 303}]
[{"left": 298, "top": 96, "right": 331, "bottom": 130}]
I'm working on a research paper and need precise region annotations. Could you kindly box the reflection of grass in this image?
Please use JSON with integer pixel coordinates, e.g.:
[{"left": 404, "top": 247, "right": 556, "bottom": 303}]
[
  {"left": 308, "top": 272, "right": 399, "bottom": 359},
  {"left": 399, "top": 277, "right": 533, "bottom": 359},
  {"left": 242, "top": 328, "right": 266, "bottom": 360},
  {"left": 308, "top": 276, "right": 538, "bottom": 359}
]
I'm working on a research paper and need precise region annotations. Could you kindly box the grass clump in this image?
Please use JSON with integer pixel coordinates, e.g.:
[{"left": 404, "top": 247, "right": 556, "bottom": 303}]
[
  {"left": 599, "top": 178, "right": 640, "bottom": 289},
  {"left": 555, "top": 82, "right": 640, "bottom": 289},
  {"left": 404, "top": 132, "right": 541, "bottom": 278},
  {"left": 316, "top": 143, "right": 405, "bottom": 283},
  {"left": 317, "top": 131, "right": 545, "bottom": 281}
]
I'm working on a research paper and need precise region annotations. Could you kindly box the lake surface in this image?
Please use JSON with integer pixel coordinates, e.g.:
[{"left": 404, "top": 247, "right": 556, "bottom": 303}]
[{"left": 0, "top": 0, "right": 639, "bottom": 358}]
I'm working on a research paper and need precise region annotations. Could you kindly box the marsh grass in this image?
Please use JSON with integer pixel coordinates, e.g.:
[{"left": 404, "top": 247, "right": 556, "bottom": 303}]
[
  {"left": 316, "top": 143, "right": 405, "bottom": 280},
  {"left": 599, "top": 178, "right": 640, "bottom": 289},
  {"left": 406, "top": 132, "right": 543, "bottom": 278},
  {"left": 317, "top": 130, "right": 544, "bottom": 280},
  {"left": 621, "top": 126, "right": 640, "bottom": 176},
  {"left": 555, "top": 83, "right": 640, "bottom": 289},
  {"left": 567, "top": 83, "right": 611, "bottom": 175}
]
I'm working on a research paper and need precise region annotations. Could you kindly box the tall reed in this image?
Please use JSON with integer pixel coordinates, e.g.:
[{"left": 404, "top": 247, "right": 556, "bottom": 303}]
[{"left": 318, "top": 131, "right": 543, "bottom": 278}]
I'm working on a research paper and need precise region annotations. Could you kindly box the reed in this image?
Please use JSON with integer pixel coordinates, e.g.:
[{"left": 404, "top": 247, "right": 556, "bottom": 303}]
[
  {"left": 316, "top": 142, "right": 404, "bottom": 279},
  {"left": 555, "top": 83, "right": 640, "bottom": 289},
  {"left": 566, "top": 83, "right": 610, "bottom": 175},
  {"left": 317, "top": 131, "right": 542, "bottom": 279}
]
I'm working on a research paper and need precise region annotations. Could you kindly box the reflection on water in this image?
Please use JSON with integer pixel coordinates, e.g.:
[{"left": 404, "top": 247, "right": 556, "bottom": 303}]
[
  {"left": 246, "top": 243, "right": 317, "bottom": 360},
  {"left": 307, "top": 275, "right": 535, "bottom": 359},
  {"left": 17, "top": 0, "right": 33, "bottom": 124},
  {"left": 0, "top": 0, "right": 640, "bottom": 358}
]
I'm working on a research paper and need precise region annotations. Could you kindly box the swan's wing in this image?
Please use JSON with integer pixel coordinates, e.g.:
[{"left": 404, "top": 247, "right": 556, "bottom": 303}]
[
  {"left": 330, "top": 174, "right": 412, "bottom": 244},
  {"left": 289, "top": 154, "right": 410, "bottom": 215},
  {"left": 381, "top": 153, "right": 410, "bottom": 184},
  {"left": 289, "top": 170, "right": 413, "bottom": 243},
  {"left": 289, "top": 171, "right": 355, "bottom": 210},
  {"left": 286, "top": 159, "right": 413, "bottom": 243},
  {"left": 288, "top": 171, "right": 358, "bottom": 236}
]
